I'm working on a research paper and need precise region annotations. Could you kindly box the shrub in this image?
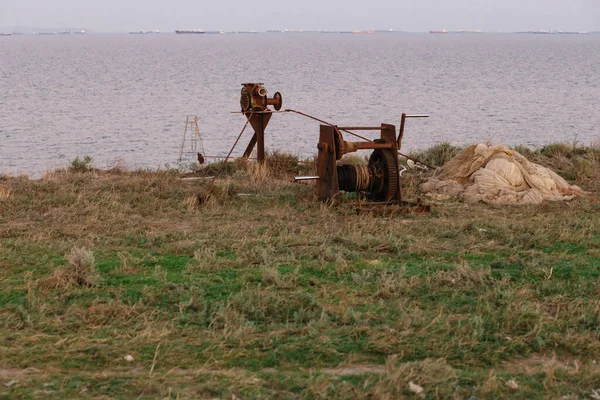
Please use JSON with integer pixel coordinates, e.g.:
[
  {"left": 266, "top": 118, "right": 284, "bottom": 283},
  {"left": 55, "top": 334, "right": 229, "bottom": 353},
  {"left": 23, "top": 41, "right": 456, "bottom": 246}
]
[
  {"left": 69, "top": 155, "right": 94, "bottom": 173},
  {"left": 408, "top": 142, "right": 463, "bottom": 167},
  {"left": 265, "top": 151, "right": 301, "bottom": 177}
]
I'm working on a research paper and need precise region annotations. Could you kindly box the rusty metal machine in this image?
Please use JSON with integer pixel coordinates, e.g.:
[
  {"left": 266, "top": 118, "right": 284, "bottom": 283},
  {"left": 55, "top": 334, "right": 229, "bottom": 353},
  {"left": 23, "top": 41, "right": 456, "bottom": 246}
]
[
  {"left": 313, "top": 124, "right": 401, "bottom": 203},
  {"left": 239, "top": 83, "right": 282, "bottom": 162},
  {"left": 296, "top": 114, "right": 429, "bottom": 204}
]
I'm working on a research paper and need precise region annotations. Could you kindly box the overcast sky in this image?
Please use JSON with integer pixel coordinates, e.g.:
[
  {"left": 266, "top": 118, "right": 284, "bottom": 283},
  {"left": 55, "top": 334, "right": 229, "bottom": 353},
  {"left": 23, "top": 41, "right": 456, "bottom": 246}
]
[{"left": 1, "top": 0, "right": 599, "bottom": 32}]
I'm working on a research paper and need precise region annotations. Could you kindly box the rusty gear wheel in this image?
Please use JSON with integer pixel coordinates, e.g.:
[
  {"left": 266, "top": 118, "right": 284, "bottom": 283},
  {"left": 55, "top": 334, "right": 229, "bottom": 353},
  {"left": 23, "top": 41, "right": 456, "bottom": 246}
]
[
  {"left": 240, "top": 88, "right": 251, "bottom": 112},
  {"left": 368, "top": 148, "right": 400, "bottom": 202},
  {"left": 333, "top": 128, "right": 345, "bottom": 160}
]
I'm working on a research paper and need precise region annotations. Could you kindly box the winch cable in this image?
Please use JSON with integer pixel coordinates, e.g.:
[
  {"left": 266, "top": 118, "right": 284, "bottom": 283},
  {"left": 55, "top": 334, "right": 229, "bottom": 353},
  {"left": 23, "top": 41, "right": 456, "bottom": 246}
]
[{"left": 283, "top": 109, "right": 372, "bottom": 142}]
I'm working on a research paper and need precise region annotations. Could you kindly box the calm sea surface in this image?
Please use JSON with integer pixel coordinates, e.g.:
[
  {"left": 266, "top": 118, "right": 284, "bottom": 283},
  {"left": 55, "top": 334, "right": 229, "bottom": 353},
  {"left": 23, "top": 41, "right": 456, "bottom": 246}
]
[{"left": 1, "top": 33, "right": 599, "bottom": 176}]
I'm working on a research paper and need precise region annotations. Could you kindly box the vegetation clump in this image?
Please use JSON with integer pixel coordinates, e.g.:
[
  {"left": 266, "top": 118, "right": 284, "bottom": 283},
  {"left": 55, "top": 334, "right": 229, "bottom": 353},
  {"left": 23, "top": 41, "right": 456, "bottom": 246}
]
[
  {"left": 408, "top": 141, "right": 464, "bottom": 167},
  {"left": 39, "top": 247, "right": 100, "bottom": 289},
  {"left": 519, "top": 141, "right": 600, "bottom": 185},
  {"left": 68, "top": 155, "right": 95, "bottom": 173}
]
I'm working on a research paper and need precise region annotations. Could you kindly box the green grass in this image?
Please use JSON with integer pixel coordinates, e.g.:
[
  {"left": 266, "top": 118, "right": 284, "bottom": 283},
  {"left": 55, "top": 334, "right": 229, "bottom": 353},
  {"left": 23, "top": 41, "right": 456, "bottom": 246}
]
[{"left": 0, "top": 145, "right": 599, "bottom": 398}]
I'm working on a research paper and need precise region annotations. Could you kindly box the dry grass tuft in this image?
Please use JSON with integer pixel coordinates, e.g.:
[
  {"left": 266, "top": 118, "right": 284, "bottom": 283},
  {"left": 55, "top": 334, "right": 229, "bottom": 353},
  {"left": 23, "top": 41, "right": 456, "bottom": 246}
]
[
  {"left": 0, "top": 185, "right": 12, "bottom": 201},
  {"left": 39, "top": 247, "right": 100, "bottom": 289},
  {"left": 85, "top": 300, "right": 138, "bottom": 326},
  {"left": 248, "top": 162, "right": 271, "bottom": 184},
  {"left": 182, "top": 194, "right": 200, "bottom": 210},
  {"left": 374, "top": 268, "right": 418, "bottom": 299},
  {"left": 190, "top": 248, "right": 221, "bottom": 272},
  {"left": 369, "top": 356, "right": 462, "bottom": 396},
  {"left": 195, "top": 179, "right": 236, "bottom": 207},
  {"left": 430, "top": 261, "right": 490, "bottom": 288},
  {"left": 261, "top": 266, "right": 297, "bottom": 289},
  {"left": 107, "top": 158, "right": 128, "bottom": 174},
  {"left": 384, "top": 356, "right": 461, "bottom": 385},
  {"left": 261, "top": 266, "right": 284, "bottom": 287},
  {"left": 115, "top": 252, "right": 144, "bottom": 274}
]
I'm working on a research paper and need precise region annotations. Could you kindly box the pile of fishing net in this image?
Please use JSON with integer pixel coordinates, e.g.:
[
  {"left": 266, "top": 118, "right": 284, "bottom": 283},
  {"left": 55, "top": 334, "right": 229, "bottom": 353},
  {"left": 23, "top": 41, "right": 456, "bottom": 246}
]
[{"left": 420, "top": 144, "right": 585, "bottom": 205}]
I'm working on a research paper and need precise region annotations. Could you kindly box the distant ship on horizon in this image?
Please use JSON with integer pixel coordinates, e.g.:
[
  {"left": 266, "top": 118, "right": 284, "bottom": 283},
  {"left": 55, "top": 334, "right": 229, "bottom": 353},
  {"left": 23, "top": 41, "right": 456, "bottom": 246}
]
[
  {"left": 59, "top": 29, "right": 87, "bottom": 34},
  {"left": 514, "top": 30, "right": 589, "bottom": 35},
  {"left": 430, "top": 29, "right": 448, "bottom": 34},
  {"left": 130, "top": 30, "right": 160, "bottom": 34},
  {"left": 557, "top": 31, "right": 589, "bottom": 34},
  {"left": 175, "top": 29, "right": 205, "bottom": 34},
  {"left": 266, "top": 29, "right": 309, "bottom": 33}
]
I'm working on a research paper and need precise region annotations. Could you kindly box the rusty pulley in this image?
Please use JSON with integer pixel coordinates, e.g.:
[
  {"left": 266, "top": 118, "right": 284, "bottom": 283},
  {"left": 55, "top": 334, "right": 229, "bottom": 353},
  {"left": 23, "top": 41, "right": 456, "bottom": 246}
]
[{"left": 240, "top": 83, "right": 282, "bottom": 112}]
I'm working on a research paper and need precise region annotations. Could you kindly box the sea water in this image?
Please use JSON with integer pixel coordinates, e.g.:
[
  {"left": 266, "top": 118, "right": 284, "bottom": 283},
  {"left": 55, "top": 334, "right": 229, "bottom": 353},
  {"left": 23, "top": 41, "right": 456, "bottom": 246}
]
[{"left": 1, "top": 33, "right": 598, "bottom": 176}]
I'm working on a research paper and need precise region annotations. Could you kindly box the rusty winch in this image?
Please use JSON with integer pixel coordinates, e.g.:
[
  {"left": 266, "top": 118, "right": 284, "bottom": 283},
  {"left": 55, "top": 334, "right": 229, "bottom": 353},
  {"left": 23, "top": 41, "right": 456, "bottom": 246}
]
[
  {"left": 313, "top": 124, "right": 401, "bottom": 202},
  {"left": 296, "top": 114, "right": 429, "bottom": 204}
]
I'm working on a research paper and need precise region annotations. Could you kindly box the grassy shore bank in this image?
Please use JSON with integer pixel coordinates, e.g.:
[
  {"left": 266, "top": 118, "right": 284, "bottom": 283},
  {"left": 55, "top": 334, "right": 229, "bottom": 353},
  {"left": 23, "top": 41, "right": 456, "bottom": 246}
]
[{"left": 1, "top": 143, "right": 599, "bottom": 399}]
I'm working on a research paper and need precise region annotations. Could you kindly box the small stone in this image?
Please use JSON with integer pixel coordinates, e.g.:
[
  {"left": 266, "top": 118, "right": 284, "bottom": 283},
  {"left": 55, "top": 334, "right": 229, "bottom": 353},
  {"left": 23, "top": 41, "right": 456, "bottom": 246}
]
[
  {"left": 505, "top": 379, "right": 519, "bottom": 390},
  {"left": 408, "top": 381, "right": 424, "bottom": 394},
  {"left": 124, "top": 355, "right": 134, "bottom": 362}
]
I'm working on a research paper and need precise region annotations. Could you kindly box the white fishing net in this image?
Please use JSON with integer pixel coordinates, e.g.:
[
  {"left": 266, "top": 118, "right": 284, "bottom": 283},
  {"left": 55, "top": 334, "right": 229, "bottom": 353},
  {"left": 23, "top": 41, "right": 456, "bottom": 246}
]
[{"left": 420, "top": 144, "right": 585, "bottom": 205}]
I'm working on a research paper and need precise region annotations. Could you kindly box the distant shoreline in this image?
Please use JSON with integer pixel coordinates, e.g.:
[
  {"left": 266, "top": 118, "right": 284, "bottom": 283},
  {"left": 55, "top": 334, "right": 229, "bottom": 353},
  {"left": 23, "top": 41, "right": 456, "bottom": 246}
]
[{"left": 2, "top": 30, "right": 599, "bottom": 36}]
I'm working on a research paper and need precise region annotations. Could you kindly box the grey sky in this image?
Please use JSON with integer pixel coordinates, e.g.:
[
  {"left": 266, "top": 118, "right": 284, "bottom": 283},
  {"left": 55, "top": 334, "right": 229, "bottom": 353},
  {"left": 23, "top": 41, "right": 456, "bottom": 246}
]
[{"left": 1, "top": 0, "right": 599, "bottom": 32}]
